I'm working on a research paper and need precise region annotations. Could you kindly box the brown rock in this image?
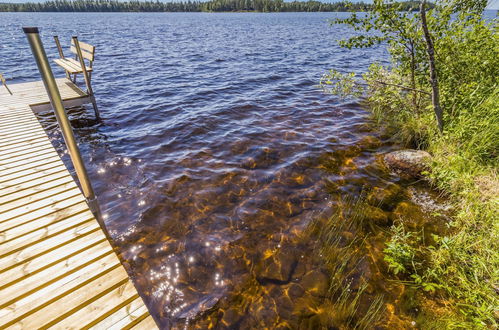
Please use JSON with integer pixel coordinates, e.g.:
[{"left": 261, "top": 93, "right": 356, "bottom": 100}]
[
  {"left": 364, "top": 205, "right": 391, "bottom": 226},
  {"left": 367, "top": 183, "right": 404, "bottom": 211},
  {"left": 288, "top": 283, "right": 305, "bottom": 299},
  {"left": 390, "top": 201, "right": 427, "bottom": 229},
  {"left": 357, "top": 135, "right": 382, "bottom": 149},
  {"left": 256, "top": 249, "right": 297, "bottom": 284},
  {"left": 300, "top": 270, "right": 329, "bottom": 297},
  {"left": 384, "top": 149, "right": 431, "bottom": 179},
  {"left": 220, "top": 308, "right": 244, "bottom": 327}
]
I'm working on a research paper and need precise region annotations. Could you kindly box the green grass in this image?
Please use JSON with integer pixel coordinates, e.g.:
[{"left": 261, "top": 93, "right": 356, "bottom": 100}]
[
  {"left": 321, "top": 5, "right": 498, "bottom": 327},
  {"left": 366, "top": 81, "right": 499, "bottom": 327}
]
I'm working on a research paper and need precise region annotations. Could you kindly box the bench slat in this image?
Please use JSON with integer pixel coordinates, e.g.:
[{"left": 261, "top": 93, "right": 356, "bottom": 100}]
[
  {"left": 70, "top": 46, "right": 95, "bottom": 61},
  {"left": 54, "top": 58, "right": 93, "bottom": 75},
  {"left": 70, "top": 39, "right": 94, "bottom": 53}
]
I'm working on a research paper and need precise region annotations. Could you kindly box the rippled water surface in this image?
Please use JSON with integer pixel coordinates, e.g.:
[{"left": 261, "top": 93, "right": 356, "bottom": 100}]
[{"left": 1, "top": 12, "right": 450, "bottom": 328}]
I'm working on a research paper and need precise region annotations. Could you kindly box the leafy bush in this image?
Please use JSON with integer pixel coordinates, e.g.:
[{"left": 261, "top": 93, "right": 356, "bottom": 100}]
[{"left": 323, "top": 0, "right": 499, "bottom": 327}]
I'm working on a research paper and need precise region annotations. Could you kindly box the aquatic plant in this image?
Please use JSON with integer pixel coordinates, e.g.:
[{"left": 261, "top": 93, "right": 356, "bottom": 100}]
[{"left": 306, "top": 194, "right": 387, "bottom": 328}]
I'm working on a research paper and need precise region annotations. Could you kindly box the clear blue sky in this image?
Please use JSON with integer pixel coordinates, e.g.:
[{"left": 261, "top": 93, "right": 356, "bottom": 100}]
[{"left": 487, "top": 0, "right": 499, "bottom": 9}]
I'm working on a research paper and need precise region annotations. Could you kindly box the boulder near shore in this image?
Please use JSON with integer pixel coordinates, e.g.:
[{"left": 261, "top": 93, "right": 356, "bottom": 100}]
[{"left": 383, "top": 149, "right": 432, "bottom": 179}]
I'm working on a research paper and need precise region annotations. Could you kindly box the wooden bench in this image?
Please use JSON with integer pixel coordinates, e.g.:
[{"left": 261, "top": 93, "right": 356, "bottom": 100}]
[
  {"left": 54, "top": 57, "right": 93, "bottom": 75},
  {"left": 53, "top": 36, "right": 100, "bottom": 119}
]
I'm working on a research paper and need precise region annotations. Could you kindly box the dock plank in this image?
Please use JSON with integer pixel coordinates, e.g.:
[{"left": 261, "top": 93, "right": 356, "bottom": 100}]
[{"left": 0, "top": 78, "right": 155, "bottom": 328}]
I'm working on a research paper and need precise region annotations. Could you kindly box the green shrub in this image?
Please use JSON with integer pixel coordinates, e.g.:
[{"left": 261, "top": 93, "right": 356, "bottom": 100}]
[{"left": 323, "top": 1, "right": 498, "bottom": 326}]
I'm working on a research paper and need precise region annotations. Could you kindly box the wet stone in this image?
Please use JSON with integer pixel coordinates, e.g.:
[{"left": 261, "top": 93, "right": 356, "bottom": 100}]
[
  {"left": 300, "top": 270, "right": 329, "bottom": 297},
  {"left": 299, "top": 314, "right": 323, "bottom": 329},
  {"left": 292, "top": 258, "right": 308, "bottom": 279},
  {"left": 364, "top": 204, "right": 391, "bottom": 226},
  {"left": 241, "top": 147, "right": 280, "bottom": 170},
  {"left": 293, "top": 293, "right": 319, "bottom": 316},
  {"left": 288, "top": 283, "right": 305, "bottom": 299},
  {"left": 340, "top": 230, "right": 355, "bottom": 241},
  {"left": 318, "top": 152, "right": 342, "bottom": 173},
  {"left": 220, "top": 308, "right": 244, "bottom": 327},
  {"left": 357, "top": 135, "right": 382, "bottom": 149},
  {"left": 384, "top": 149, "right": 431, "bottom": 179},
  {"left": 367, "top": 183, "right": 405, "bottom": 211},
  {"left": 390, "top": 202, "right": 427, "bottom": 230},
  {"left": 331, "top": 145, "right": 362, "bottom": 163},
  {"left": 248, "top": 297, "right": 279, "bottom": 326},
  {"left": 281, "top": 172, "right": 315, "bottom": 189},
  {"left": 241, "top": 157, "right": 257, "bottom": 170},
  {"left": 257, "top": 250, "right": 298, "bottom": 284},
  {"left": 275, "top": 294, "right": 295, "bottom": 321}
]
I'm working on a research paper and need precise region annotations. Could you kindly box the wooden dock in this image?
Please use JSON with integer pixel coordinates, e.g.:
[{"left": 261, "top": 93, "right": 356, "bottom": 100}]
[{"left": 0, "top": 79, "right": 157, "bottom": 329}]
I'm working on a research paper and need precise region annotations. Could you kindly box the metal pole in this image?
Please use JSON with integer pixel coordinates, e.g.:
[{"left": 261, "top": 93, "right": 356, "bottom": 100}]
[
  {"left": 72, "top": 36, "right": 100, "bottom": 120},
  {"left": 23, "top": 27, "right": 101, "bottom": 218},
  {"left": 0, "top": 73, "right": 13, "bottom": 95},
  {"left": 53, "top": 35, "right": 71, "bottom": 80}
]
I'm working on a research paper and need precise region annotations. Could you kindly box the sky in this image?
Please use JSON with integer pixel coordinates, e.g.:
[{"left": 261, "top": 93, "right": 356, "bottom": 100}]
[
  {"left": 487, "top": 0, "right": 499, "bottom": 9},
  {"left": 1, "top": 0, "right": 498, "bottom": 9}
]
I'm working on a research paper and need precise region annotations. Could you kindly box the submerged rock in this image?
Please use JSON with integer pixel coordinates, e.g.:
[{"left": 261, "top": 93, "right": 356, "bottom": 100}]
[
  {"left": 357, "top": 135, "right": 382, "bottom": 150},
  {"left": 384, "top": 150, "right": 431, "bottom": 179},
  {"left": 367, "top": 183, "right": 404, "bottom": 211},
  {"left": 364, "top": 204, "right": 391, "bottom": 226},
  {"left": 256, "top": 249, "right": 298, "bottom": 284},
  {"left": 300, "top": 270, "right": 329, "bottom": 297},
  {"left": 390, "top": 202, "right": 427, "bottom": 229}
]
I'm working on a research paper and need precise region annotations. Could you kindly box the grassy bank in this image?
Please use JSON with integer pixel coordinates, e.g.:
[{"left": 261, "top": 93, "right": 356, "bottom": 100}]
[
  {"left": 368, "top": 77, "right": 498, "bottom": 328},
  {"left": 322, "top": 1, "right": 498, "bottom": 327}
]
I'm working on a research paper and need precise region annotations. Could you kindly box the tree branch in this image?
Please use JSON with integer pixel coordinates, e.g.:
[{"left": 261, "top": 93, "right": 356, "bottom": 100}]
[{"left": 367, "top": 79, "right": 431, "bottom": 95}]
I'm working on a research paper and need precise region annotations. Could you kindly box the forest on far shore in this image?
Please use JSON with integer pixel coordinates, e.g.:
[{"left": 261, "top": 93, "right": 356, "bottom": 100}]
[{"left": 0, "top": 0, "right": 428, "bottom": 12}]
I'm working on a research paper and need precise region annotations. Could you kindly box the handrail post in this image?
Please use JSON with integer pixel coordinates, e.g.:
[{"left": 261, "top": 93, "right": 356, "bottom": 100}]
[
  {"left": 53, "top": 35, "right": 70, "bottom": 80},
  {"left": 23, "top": 27, "right": 102, "bottom": 220},
  {"left": 72, "top": 36, "right": 100, "bottom": 120},
  {"left": 0, "top": 73, "right": 13, "bottom": 95}
]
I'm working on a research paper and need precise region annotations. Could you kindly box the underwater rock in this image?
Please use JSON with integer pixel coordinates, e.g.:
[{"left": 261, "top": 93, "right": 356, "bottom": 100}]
[
  {"left": 256, "top": 250, "right": 298, "bottom": 284},
  {"left": 241, "top": 147, "right": 280, "bottom": 170},
  {"left": 390, "top": 202, "right": 427, "bottom": 230},
  {"left": 357, "top": 135, "right": 382, "bottom": 149},
  {"left": 220, "top": 308, "right": 244, "bottom": 327},
  {"left": 275, "top": 294, "right": 295, "bottom": 321},
  {"left": 364, "top": 205, "right": 391, "bottom": 226},
  {"left": 288, "top": 283, "right": 306, "bottom": 299},
  {"left": 367, "top": 183, "right": 404, "bottom": 211},
  {"left": 300, "top": 270, "right": 329, "bottom": 297},
  {"left": 384, "top": 150, "right": 431, "bottom": 179}
]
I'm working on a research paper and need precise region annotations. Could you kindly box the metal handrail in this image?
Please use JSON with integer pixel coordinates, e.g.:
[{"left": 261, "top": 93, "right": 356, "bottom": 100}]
[
  {"left": 0, "top": 73, "right": 13, "bottom": 95},
  {"left": 23, "top": 27, "right": 101, "bottom": 218},
  {"left": 72, "top": 36, "right": 100, "bottom": 120}
]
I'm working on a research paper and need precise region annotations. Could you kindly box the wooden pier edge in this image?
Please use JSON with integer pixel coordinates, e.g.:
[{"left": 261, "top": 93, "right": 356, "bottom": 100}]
[{"left": 0, "top": 79, "right": 158, "bottom": 329}]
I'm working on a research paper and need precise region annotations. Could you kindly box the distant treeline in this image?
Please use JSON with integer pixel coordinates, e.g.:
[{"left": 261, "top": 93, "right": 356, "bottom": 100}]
[{"left": 0, "top": 0, "right": 427, "bottom": 12}]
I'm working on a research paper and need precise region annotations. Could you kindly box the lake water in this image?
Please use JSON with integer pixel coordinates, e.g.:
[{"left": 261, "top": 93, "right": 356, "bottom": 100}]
[{"left": 1, "top": 12, "right": 449, "bottom": 328}]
